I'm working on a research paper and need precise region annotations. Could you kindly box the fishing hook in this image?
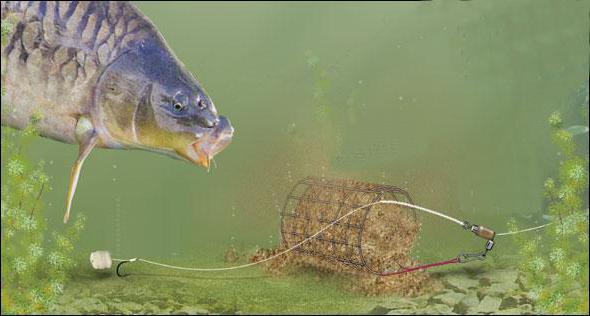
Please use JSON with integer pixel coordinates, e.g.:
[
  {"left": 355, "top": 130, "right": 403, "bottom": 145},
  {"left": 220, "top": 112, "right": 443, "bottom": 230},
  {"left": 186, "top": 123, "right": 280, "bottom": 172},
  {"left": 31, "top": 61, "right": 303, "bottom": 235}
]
[{"left": 116, "top": 258, "right": 137, "bottom": 277}]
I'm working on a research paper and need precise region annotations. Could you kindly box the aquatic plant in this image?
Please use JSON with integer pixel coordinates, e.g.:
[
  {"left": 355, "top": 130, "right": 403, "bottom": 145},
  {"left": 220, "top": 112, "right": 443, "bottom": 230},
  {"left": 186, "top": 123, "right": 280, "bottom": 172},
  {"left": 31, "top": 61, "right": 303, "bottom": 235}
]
[
  {"left": 1, "top": 19, "right": 86, "bottom": 313},
  {"left": 0, "top": 125, "right": 87, "bottom": 315},
  {"left": 510, "top": 104, "right": 589, "bottom": 314}
]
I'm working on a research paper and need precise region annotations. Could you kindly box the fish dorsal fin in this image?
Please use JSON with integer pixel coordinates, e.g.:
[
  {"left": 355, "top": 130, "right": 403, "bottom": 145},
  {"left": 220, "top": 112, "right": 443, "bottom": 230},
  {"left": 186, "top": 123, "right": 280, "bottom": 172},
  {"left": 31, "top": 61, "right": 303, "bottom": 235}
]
[{"left": 64, "top": 117, "right": 97, "bottom": 223}]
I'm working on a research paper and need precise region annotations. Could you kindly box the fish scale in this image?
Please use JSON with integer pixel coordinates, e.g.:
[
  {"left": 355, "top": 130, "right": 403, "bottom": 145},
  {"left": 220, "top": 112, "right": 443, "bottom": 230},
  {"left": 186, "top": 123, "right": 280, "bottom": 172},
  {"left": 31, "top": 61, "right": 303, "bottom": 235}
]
[{"left": 2, "top": 1, "right": 155, "bottom": 144}]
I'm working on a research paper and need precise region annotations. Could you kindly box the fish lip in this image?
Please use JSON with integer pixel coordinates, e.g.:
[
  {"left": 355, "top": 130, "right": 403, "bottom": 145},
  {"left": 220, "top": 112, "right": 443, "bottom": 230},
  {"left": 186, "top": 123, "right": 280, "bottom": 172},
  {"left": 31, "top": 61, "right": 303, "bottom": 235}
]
[
  {"left": 184, "top": 116, "right": 233, "bottom": 169},
  {"left": 189, "top": 141, "right": 211, "bottom": 169}
]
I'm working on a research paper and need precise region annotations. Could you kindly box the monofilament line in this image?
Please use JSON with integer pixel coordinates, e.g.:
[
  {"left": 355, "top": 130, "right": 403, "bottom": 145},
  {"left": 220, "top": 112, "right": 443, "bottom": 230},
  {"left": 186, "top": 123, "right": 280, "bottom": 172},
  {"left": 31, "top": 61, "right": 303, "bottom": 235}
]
[
  {"left": 495, "top": 223, "right": 552, "bottom": 237},
  {"left": 112, "top": 200, "right": 465, "bottom": 271},
  {"left": 112, "top": 200, "right": 550, "bottom": 272}
]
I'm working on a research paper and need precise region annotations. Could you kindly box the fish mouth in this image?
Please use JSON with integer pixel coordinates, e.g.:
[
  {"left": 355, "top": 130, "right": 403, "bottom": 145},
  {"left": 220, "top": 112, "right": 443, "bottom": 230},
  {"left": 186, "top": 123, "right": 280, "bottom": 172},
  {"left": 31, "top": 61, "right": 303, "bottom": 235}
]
[{"left": 183, "top": 116, "right": 234, "bottom": 169}]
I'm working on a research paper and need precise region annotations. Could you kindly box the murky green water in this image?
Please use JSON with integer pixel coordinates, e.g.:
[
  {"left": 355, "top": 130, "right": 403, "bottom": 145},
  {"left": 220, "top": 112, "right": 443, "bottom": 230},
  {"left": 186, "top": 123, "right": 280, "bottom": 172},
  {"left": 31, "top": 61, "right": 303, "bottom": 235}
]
[{"left": 4, "top": 0, "right": 588, "bottom": 313}]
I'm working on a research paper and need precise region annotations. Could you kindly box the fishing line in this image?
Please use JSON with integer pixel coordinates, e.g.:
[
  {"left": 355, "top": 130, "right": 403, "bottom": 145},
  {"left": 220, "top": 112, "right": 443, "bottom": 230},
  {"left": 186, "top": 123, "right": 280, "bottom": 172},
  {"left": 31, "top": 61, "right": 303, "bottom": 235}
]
[
  {"left": 98, "top": 200, "right": 551, "bottom": 277},
  {"left": 496, "top": 223, "right": 552, "bottom": 236}
]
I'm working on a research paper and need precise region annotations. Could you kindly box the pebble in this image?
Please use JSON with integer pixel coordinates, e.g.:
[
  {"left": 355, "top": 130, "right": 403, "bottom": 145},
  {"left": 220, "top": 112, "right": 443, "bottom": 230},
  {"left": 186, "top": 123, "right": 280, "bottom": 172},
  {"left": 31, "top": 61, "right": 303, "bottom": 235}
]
[
  {"left": 481, "top": 269, "right": 519, "bottom": 284},
  {"left": 486, "top": 281, "right": 519, "bottom": 295},
  {"left": 433, "top": 290, "right": 466, "bottom": 306},
  {"left": 460, "top": 291, "right": 480, "bottom": 308},
  {"left": 369, "top": 267, "right": 534, "bottom": 314},
  {"left": 470, "top": 295, "right": 502, "bottom": 314},
  {"left": 444, "top": 274, "right": 480, "bottom": 292}
]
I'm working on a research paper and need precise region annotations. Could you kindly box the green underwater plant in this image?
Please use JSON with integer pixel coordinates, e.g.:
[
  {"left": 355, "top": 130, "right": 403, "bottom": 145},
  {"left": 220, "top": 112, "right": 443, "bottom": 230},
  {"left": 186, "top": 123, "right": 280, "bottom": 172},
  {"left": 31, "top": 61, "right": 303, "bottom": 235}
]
[
  {"left": 0, "top": 124, "right": 86, "bottom": 315},
  {"left": 510, "top": 103, "right": 589, "bottom": 313},
  {"left": 1, "top": 19, "right": 86, "bottom": 313}
]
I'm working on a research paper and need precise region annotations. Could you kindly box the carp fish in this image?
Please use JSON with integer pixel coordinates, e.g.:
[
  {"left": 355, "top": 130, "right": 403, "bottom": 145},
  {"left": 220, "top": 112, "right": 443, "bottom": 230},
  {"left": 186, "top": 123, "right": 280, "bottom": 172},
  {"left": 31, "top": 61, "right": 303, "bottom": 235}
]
[{"left": 1, "top": 1, "right": 234, "bottom": 223}]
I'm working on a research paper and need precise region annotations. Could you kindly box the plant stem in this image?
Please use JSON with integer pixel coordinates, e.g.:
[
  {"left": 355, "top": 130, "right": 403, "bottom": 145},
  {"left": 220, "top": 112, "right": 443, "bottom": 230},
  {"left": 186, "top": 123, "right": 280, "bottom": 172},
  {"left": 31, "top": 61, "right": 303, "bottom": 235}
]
[{"left": 30, "top": 183, "right": 45, "bottom": 218}]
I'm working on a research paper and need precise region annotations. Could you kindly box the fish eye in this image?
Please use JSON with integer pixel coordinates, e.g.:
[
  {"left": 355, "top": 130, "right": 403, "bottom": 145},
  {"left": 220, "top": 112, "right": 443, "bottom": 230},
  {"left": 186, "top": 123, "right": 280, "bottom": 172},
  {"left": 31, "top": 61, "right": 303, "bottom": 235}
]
[
  {"left": 173, "top": 102, "right": 185, "bottom": 112},
  {"left": 171, "top": 91, "right": 189, "bottom": 113}
]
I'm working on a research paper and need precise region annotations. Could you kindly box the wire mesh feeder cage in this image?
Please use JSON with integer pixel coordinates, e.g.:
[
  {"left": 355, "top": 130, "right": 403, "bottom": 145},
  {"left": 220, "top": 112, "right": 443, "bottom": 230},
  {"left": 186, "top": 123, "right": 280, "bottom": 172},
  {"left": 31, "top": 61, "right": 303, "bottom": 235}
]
[{"left": 280, "top": 176, "right": 421, "bottom": 276}]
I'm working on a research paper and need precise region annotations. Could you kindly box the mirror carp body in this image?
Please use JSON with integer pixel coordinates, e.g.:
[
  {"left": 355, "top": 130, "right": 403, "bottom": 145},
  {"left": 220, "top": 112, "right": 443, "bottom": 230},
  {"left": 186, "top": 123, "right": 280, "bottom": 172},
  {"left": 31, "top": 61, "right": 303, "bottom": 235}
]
[{"left": 1, "top": 1, "right": 234, "bottom": 223}]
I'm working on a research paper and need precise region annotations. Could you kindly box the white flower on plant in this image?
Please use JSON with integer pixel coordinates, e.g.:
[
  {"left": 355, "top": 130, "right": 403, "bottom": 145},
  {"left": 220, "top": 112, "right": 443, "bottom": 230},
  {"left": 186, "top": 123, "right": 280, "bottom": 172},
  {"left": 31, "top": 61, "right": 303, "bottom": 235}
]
[
  {"left": 48, "top": 252, "right": 63, "bottom": 267},
  {"left": 530, "top": 257, "right": 546, "bottom": 272},
  {"left": 548, "top": 111, "right": 562, "bottom": 127},
  {"left": 528, "top": 286, "right": 543, "bottom": 301},
  {"left": 549, "top": 248, "right": 565, "bottom": 265},
  {"left": 566, "top": 262, "right": 581, "bottom": 279},
  {"left": 13, "top": 257, "right": 27, "bottom": 274},
  {"left": 557, "top": 186, "right": 575, "bottom": 200},
  {"left": 7, "top": 159, "right": 24, "bottom": 176},
  {"left": 29, "top": 243, "right": 44, "bottom": 258},
  {"left": 568, "top": 164, "right": 586, "bottom": 182},
  {"left": 21, "top": 216, "right": 38, "bottom": 231},
  {"left": 554, "top": 213, "right": 584, "bottom": 236}
]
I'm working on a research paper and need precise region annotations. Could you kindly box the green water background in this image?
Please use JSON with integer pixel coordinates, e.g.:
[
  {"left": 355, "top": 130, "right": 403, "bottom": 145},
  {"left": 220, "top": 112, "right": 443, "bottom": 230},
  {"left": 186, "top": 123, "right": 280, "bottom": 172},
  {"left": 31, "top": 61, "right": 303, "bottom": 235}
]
[{"left": 10, "top": 1, "right": 589, "bottom": 267}]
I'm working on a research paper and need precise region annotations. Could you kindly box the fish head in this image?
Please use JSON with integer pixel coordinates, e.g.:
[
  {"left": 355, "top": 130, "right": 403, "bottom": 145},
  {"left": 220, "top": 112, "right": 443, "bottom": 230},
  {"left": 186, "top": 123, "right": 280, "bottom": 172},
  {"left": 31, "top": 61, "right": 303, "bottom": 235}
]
[
  {"left": 94, "top": 39, "right": 233, "bottom": 169},
  {"left": 134, "top": 75, "right": 234, "bottom": 169}
]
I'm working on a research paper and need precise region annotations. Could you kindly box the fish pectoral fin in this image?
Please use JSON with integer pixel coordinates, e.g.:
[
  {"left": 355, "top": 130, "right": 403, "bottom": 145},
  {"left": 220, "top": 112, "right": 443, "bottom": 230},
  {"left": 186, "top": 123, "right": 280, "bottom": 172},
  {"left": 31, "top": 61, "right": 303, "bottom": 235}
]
[{"left": 64, "top": 117, "right": 98, "bottom": 224}]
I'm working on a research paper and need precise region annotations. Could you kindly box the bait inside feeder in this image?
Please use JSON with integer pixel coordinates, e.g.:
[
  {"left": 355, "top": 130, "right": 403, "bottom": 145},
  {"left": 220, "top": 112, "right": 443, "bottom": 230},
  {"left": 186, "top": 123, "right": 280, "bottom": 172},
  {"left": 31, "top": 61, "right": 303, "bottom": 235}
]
[
  {"left": 253, "top": 176, "right": 500, "bottom": 291},
  {"left": 279, "top": 176, "right": 421, "bottom": 276}
]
